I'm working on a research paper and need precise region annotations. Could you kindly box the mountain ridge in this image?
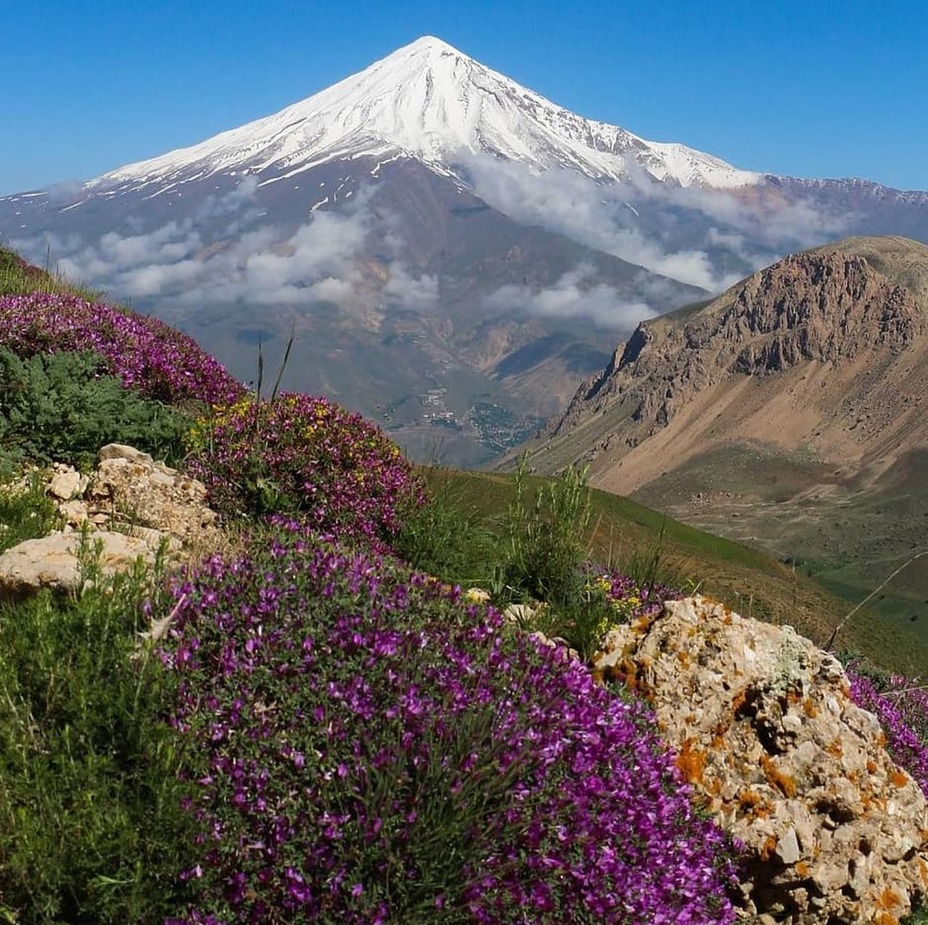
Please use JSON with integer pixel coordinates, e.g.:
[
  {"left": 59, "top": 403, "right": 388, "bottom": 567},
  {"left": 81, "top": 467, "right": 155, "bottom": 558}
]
[
  {"left": 536, "top": 235, "right": 928, "bottom": 473},
  {"left": 87, "top": 35, "right": 760, "bottom": 195}
]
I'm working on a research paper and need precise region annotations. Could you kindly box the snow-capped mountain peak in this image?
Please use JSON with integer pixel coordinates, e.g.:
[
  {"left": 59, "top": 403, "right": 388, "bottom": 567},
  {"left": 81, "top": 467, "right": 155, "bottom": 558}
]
[{"left": 98, "top": 35, "right": 760, "bottom": 192}]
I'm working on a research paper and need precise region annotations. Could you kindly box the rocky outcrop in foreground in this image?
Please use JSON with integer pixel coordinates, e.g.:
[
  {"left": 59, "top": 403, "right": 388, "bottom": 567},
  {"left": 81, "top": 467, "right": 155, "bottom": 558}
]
[
  {"left": 0, "top": 444, "right": 221, "bottom": 600},
  {"left": 594, "top": 596, "right": 928, "bottom": 925}
]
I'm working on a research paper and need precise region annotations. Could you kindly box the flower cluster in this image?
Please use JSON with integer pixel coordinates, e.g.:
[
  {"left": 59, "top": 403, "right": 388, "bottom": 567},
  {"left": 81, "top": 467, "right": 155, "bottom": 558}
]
[
  {"left": 161, "top": 535, "right": 738, "bottom": 925},
  {"left": 596, "top": 570, "right": 674, "bottom": 620},
  {"left": 586, "top": 569, "right": 676, "bottom": 644},
  {"left": 0, "top": 292, "right": 245, "bottom": 407},
  {"left": 847, "top": 666, "right": 928, "bottom": 797},
  {"left": 184, "top": 394, "right": 422, "bottom": 541}
]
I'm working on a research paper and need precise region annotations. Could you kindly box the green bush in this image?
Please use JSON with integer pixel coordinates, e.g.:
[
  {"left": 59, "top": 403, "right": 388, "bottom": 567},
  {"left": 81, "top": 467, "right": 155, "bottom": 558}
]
[
  {"left": 501, "top": 455, "right": 592, "bottom": 606},
  {"left": 0, "top": 348, "right": 191, "bottom": 471},
  {"left": 0, "top": 472, "right": 61, "bottom": 552},
  {"left": 392, "top": 466, "right": 503, "bottom": 583},
  {"left": 0, "top": 540, "right": 196, "bottom": 924}
]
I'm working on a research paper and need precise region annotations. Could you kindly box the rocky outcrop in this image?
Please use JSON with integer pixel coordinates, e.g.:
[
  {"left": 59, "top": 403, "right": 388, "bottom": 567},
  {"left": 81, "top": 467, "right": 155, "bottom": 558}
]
[
  {"left": 42, "top": 443, "right": 220, "bottom": 547},
  {"left": 594, "top": 596, "right": 928, "bottom": 925},
  {"left": 0, "top": 445, "right": 222, "bottom": 601},
  {"left": 726, "top": 252, "right": 924, "bottom": 374},
  {"left": 554, "top": 244, "right": 928, "bottom": 438}
]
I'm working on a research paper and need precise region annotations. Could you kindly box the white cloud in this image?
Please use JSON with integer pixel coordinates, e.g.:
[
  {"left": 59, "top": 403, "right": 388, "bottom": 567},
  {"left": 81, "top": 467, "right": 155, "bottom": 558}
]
[
  {"left": 383, "top": 264, "right": 439, "bottom": 309},
  {"left": 18, "top": 196, "right": 447, "bottom": 317},
  {"left": 457, "top": 153, "right": 853, "bottom": 293},
  {"left": 486, "top": 265, "right": 657, "bottom": 329}
]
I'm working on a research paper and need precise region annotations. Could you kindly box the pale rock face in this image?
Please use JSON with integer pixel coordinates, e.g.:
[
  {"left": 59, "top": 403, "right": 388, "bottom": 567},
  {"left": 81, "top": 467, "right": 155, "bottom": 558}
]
[
  {"left": 87, "top": 443, "right": 218, "bottom": 545},
  {"left": 47, "top": 466, "right": 87, "bottom": 501},
  {"left": 594, "top": 596, "right": 928, "bottom": 925},
  {"left": 0, "top": 444, "right": 222, "bottom": 602},
  {"left": 0, "top": 531, "right": 158, "bottom": 600}
]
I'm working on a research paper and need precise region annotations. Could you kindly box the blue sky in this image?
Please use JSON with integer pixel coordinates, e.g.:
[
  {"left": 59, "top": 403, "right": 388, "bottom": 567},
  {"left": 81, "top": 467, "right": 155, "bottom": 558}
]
[{"left": 4, "top": 0, "right": 927, "bottom": 196}]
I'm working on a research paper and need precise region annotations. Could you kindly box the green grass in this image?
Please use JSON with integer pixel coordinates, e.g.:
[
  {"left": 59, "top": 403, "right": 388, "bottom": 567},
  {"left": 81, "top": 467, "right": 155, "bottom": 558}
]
[
  {"left": 0, "top": 533, "right": 196, "bottom": 924},
  {"left": 0, "top": 245, "right": 101, "bottom": 300},
  {"left": 0, "top": 473, "right": 62, "bottom": 551},
  {"left": 406, "top": 466, "right": 928, "bottom": 677}
]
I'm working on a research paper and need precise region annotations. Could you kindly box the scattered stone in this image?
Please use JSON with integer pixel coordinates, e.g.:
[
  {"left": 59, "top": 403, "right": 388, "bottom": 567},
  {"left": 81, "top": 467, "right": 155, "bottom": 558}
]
[
  {"left": 47, "top": 467, "right": 85, "bottom": 501},
  {"left": 594, "top": 595, "right": 928, "bottom": 924},
  {"left": 0, "top": 531, "right": 161, "bottom": 601},
  {"left": 37, "top": 445, "right": 220, "bottom": 551},
  {"left": 98, "top": 443, "right": 153, "bottom": 465},
  {"left": 529, "top": 630, "right": 579, "bottom": 662},
  {"left": 464, "top": 587, "right": 491, "bottom": 604},
  {"left": 0, "top": 445, "right": 224, "bottom": 605},
  {"left": 87, "top": 443, "right": 218, "bottom": 545},
  {"left": 502, "top": 602, "right": 538, "bottom": 625},
  {"left": 58, "top": 499, "right": 89, "bottom": 526}
]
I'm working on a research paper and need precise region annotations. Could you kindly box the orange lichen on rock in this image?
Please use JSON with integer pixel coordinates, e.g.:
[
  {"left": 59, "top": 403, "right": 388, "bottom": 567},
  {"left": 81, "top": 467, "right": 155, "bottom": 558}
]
[
  {"left": 675, "top": 737, "right": 707, "bottom": 785},
  {"left": 876, "top": 886, "right": 902, "bottom": 911},
  {"left": 761, "top": 754, "right": 797, "bottom": 798},
  {"left": 737, "top": 789, "right": 772, "bottom": 819},
  {"left": 760, "top": 834, "right": 778, "bottom": 861},
  {"left": 892, "top": 769, "right": 910, "bottom": 788},
  {"left": 632, "top": 614, "right": 652, "bottom": 633},
  {"left": 802, "top": 696, "right": 818, "bottom": 718}
]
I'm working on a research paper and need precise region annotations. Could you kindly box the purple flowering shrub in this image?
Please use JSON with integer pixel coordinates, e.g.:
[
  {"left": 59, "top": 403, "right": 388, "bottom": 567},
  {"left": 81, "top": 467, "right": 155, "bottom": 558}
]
[
  {"left": 184, "top": 394, "right": 423, "bottom": 541},
  {"left": 847, "top": 666, "right": 928, "bottom": 796},
  {"left": 0, "top": 292, "right": 245, "bottom": 407},
  {"left": 162, "top": 535, "right": 739, "bottom": 925},
  {"left": 594, "top": 569, "right": 676, "bottom": 620}
]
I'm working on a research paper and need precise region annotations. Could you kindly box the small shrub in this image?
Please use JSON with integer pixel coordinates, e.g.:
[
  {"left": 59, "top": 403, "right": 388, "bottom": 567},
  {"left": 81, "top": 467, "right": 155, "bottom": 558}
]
[
  {"left": 0, "top": 347, "right": 192, "bottom": 470},
  {"left": 526, "top": 568, "right": 676, "bottom": 662},
  {"left": 392, "top": 466, "right": 503, "bottom": 582},
  {"left": 0, "top": 540, "right": 196, "bottom": 924},
  {"left": 0, "top": 291, "right": 245, "bottom": 407},
  {"left": 501, "top": 455, "right": 592, "bottom": 606},
  {"left": 185, "top": 394, "right": 423, "bottom": 542},
  {"left": 161, "top": 533, "right": 739, "bottom": 925}
]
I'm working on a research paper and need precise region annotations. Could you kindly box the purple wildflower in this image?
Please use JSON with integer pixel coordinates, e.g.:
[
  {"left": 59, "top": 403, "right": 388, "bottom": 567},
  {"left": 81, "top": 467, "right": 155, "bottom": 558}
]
[{"left": 161, "top": 533, "right": 739, "bottom": 924}]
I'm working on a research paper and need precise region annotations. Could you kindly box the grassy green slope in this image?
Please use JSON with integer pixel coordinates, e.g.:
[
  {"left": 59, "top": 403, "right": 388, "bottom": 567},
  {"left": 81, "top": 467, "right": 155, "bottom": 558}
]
[{"left": 428, "top": 467, "right": 928, "bottom": 678}]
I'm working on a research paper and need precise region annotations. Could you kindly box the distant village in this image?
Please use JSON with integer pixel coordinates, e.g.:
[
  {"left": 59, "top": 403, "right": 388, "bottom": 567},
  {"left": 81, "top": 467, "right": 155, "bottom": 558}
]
[{"left": 417, "top": 387, "right": 544, "bottom": 452}]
